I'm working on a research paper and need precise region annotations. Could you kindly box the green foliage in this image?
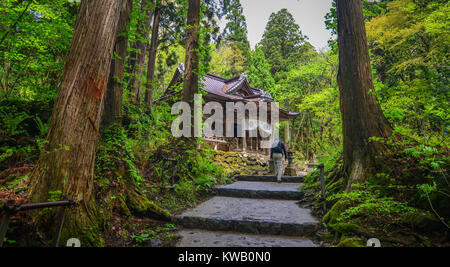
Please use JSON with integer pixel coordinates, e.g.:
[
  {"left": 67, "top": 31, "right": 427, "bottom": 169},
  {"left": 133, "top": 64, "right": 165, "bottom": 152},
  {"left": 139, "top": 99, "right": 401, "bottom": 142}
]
[
  {"left": 326, "top": 187, "right": 416, "bottom": 224},
  {"left": 130, "top": 223, "right": 177, "bottom": 246},
  {"left": 0, "top": 0, "right": 77, "bottom": 100},
  {"left": 296, "top": 86, "right": 341, "bottom": 157},
  {"left": 2, "top": 237, "right": 17, "bottom": 245},
  {"left": 272, "top": 49, "right": 339, "bottom": 159},
  {"left": 96, "top": 123, "right": 144, "bottom": 189},
  {"left": 302, "top": 150, "right": 343, "bottom": 198},
  {"left": 95, "top": 123, "right": 173, "bottom": 223},
  {"left": 210, "top": 42, "right": 247, "bottom": 78},
  {"left": 155, "top": 44, "right": 186, "bottom": 97},
  {"left": 335, "top": 237, "right": 365, "bottom": 247},
  {"left": 247, "top": 46, "right": 275, "bottom": 92},
  {"left": 125, "top": 101, "right": 175, "bottom": 163},
  {"left": 0, "top": 99, "right": 52, "bottom": 170},
  {"left": 302, "top": 128, "right": 448, "bottom": 245},
  {"left": 366, "top": 0, "right": 450, "bottom": 137},
  {"left": 324, "top": 0, "right": 338, "bottom": 52},
  {"left": 3, "top": 173, "right": 28, "bottom": 191},
  {"left": 368, "top": 134, "right": 450, "bottom": 219},
  {"left": 324, "top": 0, "right": 390, "bottom": 52},
  {"left": 33, "top": 116, "right": 48, "bottom": 137},
  {"left": 159, "top": 139, "right": 227, "bottom": 201},
  {"left": 259, "top": 8, "right": 308, "bottom": 75},
  {"left": 220, "top": 0, "right": 250, "bottom": 57},
  {"left": 47, "top": 190, "right": 62, "bottom": 202},
  {"left": 321, "top": 182, "right": 434, "bottom": 246}
]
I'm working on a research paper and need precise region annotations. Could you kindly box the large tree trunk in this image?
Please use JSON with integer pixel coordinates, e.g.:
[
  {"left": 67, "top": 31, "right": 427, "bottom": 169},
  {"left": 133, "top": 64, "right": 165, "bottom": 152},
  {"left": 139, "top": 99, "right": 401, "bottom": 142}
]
[
  {"left": 103, "top": 0, "right": 133, "bottom": 127},
  {"left": 129, "top": 0, "right": 154, "bottom": 105},
  {"left": 336, "top": 0, "right": 392, "bottom": 191},
  {"left": 144, "top": 4, "right": 161, "bottom": 109},
  {"left": 182, "top": 0, "right": 200, "bottom": 103},
  {"left": 27, "top": 0, "right": 123, "bottom": 244}
]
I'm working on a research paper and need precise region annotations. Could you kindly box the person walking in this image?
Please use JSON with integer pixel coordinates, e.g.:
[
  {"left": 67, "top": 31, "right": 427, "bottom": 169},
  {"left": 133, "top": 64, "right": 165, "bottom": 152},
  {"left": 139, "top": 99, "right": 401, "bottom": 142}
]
[{"left": 270, "top": 139, "right": 287, "bottom": 183}]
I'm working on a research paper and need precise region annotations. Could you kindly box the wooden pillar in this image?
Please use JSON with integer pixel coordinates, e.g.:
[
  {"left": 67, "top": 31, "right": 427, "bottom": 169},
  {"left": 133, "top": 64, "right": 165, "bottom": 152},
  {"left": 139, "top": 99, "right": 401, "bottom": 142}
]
[
  {"left": 256, "top": 135, "right": 259, "bottom": 152},
  {"left": 271, "top": 124, "right": 275, "bottom": 143},
  {"left": 243, "top": 131, "right": 247, "bottom": 152}
]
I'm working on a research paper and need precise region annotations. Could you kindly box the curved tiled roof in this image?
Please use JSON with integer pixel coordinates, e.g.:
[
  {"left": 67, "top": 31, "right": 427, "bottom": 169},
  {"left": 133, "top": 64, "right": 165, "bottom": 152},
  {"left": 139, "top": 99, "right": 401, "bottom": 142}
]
[
  {"left": 201, "top": 73, "right": 273, "bottom": 102},
  {"left": 163, "top": 63, "right": 300, "bottom": 118}
]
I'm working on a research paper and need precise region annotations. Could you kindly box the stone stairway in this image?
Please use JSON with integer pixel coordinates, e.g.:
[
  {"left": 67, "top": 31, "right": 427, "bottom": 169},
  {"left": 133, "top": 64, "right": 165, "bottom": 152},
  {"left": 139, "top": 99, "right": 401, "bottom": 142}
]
[{"left": 175, "top": 175, "right": 320, "bottom": 247}]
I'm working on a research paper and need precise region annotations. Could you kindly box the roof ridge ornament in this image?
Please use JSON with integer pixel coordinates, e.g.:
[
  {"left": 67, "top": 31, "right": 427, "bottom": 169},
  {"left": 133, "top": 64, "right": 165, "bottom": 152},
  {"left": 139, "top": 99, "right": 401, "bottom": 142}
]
[
  {"left": 177, "top": 63, "right": 185, "bottom": 73},
  {"left": 226, "top": 73, "right": 249, "bottom": 94},
  {"left": 262, "top": 90, "right": 273, "bottom": 100}
]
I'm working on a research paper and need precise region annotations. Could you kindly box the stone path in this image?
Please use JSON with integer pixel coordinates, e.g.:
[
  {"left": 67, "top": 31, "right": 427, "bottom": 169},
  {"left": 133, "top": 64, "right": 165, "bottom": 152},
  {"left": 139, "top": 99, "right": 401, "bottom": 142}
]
[
  {"left": 175, "top": 175, "right": 320, "bottom": 247},
  {"left": 215, "top": 181, "right": 304, "bottom": 200},
  {"left": 177, "top": 230, "right": 317, "bottom": 247}
]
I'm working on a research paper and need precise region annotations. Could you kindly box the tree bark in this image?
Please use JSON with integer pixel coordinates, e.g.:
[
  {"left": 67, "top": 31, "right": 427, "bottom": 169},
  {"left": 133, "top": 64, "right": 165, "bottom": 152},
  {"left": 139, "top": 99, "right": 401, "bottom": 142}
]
[
  {"left": 336, "top": 0, "right": 393, "bottom": 191},
  {"left": 129, "top": 0, "right": 154, "bottom": 105},
  {"left": 27, "top": 0, "right": 124, "bottom": 244},
  {"left": 182, "top": 0, "right": 200, "bottom": 103},
  {"left": 103, "top": 0, "right": 133, "bottom": 127},
  {"left": 144, "top": 4, "right": 161, "bottom": 109}
]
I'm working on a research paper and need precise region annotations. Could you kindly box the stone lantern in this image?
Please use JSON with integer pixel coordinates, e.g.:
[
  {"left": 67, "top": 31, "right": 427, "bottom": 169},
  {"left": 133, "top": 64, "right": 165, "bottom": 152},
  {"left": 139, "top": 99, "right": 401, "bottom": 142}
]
[
  {"left": 284, "top": 151, "right": 297, "bottom": 176},
  {"left": 268, "top": 159, "right": 274, "bottom": 174}
]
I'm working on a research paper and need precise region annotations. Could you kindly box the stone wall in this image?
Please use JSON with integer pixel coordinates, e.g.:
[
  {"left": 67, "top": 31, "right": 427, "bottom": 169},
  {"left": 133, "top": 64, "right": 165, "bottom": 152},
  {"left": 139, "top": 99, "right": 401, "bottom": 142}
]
[{"left": 212, "top": 151, "right": 269, "bottom": 177}]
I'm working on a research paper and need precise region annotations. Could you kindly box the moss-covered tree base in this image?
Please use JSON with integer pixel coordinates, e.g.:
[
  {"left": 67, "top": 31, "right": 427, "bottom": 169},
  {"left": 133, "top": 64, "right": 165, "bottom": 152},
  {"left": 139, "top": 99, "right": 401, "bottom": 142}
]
[
  {"left": 301, "top": 142, "right": 449, "bottom": 247},
  {"left": 95, "top": 125, "right": 171, "bottom": 232}
]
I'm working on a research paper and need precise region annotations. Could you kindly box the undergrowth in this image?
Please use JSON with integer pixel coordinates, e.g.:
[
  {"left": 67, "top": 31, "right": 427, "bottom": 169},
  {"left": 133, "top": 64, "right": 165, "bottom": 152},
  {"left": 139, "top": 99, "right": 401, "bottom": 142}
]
[{"left": 302, "top": 134, "right": 449, "bottom": 247}]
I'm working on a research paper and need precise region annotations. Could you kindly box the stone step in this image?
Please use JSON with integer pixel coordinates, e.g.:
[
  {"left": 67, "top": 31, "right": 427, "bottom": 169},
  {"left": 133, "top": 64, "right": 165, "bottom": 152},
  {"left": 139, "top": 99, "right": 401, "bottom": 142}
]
[
  {"left": 214, "top": 181, "right": 304, "bottom": 200},
  {"left": 176, "top": 229, "right": 318, "bottom": 247},
  {"left": 237, "top": 175, "right": 305, "bottom": 183},
  {"left": 176, "top": 197, "right": 319, "bottom": 237}
]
